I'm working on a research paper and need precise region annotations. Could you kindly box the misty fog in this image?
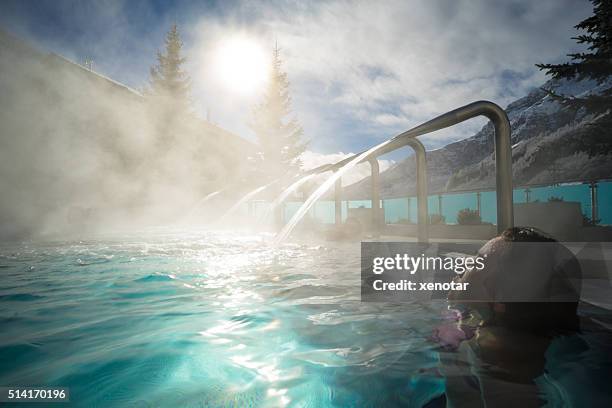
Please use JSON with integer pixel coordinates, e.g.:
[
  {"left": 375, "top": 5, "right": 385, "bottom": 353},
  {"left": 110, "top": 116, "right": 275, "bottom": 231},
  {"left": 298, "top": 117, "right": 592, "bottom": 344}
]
[{"left": 0, "top": 30, "right": 255, "bottom": 240}]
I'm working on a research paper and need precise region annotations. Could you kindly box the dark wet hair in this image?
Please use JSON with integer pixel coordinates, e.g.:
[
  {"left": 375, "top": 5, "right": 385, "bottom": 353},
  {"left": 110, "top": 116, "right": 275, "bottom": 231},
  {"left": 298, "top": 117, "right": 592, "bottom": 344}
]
[{"left": 500, "top": 226, "right": 556, "bottom": 243}]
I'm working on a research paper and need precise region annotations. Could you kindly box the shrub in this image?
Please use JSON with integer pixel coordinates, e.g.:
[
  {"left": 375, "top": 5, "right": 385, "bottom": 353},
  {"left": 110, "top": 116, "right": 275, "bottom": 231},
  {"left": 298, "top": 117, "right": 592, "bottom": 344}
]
[
  {"left": 429, "top": 214, "right": 446, "bottom": 225},
  {"left": 457, "top": 208, "right": 482, "bottom": 225}
]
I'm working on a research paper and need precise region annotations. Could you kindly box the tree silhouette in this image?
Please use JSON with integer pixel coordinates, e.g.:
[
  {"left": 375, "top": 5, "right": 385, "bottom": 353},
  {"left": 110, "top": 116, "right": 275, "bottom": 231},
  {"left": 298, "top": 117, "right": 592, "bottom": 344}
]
[
  {"left": 537, "top": 0, "right": 612, "bottom": 156},
  {"left": 250, "top": 44, "right": 307, "bottom": 178},
  {"left": 149, "top": 24, "right": 191, "bottom": 110},
  {"left": 147, "top": 24, "right": 193, "bottom": 148}
]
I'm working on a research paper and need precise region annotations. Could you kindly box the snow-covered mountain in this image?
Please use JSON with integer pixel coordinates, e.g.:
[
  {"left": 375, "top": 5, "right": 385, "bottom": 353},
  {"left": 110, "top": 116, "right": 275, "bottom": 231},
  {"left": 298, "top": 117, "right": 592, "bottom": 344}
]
[{"left": 344, "top": 78, "right": 612, "bottom": 198}]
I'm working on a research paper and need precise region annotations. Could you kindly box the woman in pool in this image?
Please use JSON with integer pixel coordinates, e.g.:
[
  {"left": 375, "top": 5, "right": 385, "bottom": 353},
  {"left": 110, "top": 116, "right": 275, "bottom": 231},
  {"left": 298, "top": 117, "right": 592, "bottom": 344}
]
[{"left": 438, "top": 227, "right": 581, "bottom": 407}]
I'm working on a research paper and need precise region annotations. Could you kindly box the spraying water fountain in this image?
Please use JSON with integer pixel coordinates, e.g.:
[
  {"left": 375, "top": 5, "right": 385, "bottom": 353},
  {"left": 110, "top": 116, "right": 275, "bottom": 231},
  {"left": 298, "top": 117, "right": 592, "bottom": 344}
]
[
  {"left": 260, "top": 173, "right": 317, "bottom": 225},
  {"left": 275, "top": 140, "right": 393, "bottom": 243},
  {"left": 218, "top": 179, "right": 279, "bottom": 224},
  {"left": 179, "top": 189, "right": 225, "bottom": 224}
]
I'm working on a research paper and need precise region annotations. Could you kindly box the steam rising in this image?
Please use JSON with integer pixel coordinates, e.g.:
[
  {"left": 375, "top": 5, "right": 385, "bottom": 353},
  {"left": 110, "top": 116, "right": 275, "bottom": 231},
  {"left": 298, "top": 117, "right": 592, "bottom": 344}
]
[{"left": 0, "top": 31, "right": 252, "bottom": 240}]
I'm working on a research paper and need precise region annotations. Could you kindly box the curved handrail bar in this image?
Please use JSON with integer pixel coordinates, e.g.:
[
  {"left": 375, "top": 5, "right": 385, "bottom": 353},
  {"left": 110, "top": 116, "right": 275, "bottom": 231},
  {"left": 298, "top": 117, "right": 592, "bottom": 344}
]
[
  {"left": 381, "top": 100, "right": 513, "bottom": 232},
  {"left": 395, "top": 139, "right": 428, "bottom": 241},
  {"left": 368, "top": 157, "right": 381, "bottom": 236}
]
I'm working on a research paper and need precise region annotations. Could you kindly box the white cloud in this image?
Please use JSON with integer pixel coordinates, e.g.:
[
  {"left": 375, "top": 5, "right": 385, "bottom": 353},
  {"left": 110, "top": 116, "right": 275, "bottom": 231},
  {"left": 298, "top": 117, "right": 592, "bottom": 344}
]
[
  {"left": 374, "top": 113, "right": 410, "bottom": 127},
  {"left": 185, "top": 0, "right": 590, "bottom": 152},
  {"left": 299, "top": 150, "right": 394, "bottom": 186}
]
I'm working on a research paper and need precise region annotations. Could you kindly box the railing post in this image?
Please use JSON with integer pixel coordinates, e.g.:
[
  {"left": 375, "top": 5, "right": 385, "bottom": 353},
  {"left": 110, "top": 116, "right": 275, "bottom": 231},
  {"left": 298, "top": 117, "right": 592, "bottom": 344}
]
[
  {"left": 412, "top": 140, "right": 429, "bottom": 242},
  {"left": 368, "top": 158, "right": 380, "bottom": 236},
  {"left": 488, "top": 105, "right": 513, "bottom": 233},
  {"left": 407, "top": 197, "right": 411, "bottom": 223},
  {"left": 525, "top": 188, "right": 531, "bottom": 203},
  {"left": 335, "top": 177, "right": 342, "bottom": 226},
  {"left": 590, "top": 181, "right": 599, "bottom": 223}
]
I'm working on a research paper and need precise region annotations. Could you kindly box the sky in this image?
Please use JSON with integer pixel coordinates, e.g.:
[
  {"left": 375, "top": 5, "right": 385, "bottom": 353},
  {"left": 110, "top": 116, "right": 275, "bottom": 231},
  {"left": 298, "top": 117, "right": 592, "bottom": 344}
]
[{"left": 0, "top": 0, "right": 593, "bottom": 173}]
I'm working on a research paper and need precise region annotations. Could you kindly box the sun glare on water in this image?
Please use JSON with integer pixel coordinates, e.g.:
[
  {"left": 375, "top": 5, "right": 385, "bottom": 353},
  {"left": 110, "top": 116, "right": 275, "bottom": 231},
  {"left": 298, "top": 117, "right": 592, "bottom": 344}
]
[{"left": 214, "top": 37, "right": 269, "bottom": 95}]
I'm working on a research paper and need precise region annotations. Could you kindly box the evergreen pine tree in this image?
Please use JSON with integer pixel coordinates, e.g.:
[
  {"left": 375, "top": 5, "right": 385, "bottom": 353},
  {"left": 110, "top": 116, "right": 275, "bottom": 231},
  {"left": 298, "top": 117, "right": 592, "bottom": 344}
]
[
  {"left": 149, "top": 24, "right": 191, "bottom": 111},
  {"left": 251, "top": 45, "right": 307, "bottom": 177},
  {"left": 536, "top": 0, "right": 612, "bottom": 155}
]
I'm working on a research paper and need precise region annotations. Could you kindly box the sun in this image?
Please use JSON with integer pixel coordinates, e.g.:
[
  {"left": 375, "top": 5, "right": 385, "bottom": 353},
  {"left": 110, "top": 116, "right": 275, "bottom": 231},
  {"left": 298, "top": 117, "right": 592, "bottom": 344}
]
[{"left": 213, "top": 37, "right": 269, "bottom": 95}]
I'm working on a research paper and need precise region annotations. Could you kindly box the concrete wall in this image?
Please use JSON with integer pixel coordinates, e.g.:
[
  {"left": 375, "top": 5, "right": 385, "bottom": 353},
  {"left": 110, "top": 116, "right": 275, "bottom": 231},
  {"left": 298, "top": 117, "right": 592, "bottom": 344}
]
[{"left": 514, "top": 202, "right": 583, "bottom": 240}]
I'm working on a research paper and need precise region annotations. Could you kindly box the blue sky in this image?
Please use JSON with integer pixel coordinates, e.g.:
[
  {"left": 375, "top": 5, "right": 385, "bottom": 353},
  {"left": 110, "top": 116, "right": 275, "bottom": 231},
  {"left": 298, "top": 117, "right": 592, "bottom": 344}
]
[{"left": 0, "top": 0, "right": 592, "bottom": 170}]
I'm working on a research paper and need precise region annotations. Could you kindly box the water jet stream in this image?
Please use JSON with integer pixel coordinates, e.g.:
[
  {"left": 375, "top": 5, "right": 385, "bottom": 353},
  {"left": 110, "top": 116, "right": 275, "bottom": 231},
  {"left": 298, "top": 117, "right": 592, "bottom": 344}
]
[
  {"left": 173, "top": 189, "right": 226, "bottom": 226},
  {"left": 261, "top": 173, "right": 316, "bottom": 224},
  {"left": 275, "top": 140, "right": 392, "bottom": 243},
  {"left": 219, "top": 180, "right": 279, "bottom": 224},
  {"left": 184, "top": 190, "right": 223, "bottom": 219}
]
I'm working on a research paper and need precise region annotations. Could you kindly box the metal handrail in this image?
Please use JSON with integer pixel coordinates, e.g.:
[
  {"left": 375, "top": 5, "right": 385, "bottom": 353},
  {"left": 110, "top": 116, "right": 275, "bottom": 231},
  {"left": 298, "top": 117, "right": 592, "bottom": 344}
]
[{"left": 381, "top": 101, "right": 513, "bottom": 233}]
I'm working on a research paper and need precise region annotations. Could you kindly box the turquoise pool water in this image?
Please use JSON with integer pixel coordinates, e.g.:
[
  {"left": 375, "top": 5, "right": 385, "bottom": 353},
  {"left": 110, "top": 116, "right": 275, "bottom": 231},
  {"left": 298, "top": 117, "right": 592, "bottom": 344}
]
[
  {"left": 0, "top": 232, "right": 447, "bottom": 407},
  {"left": 1, "top": 231, "right": 611, "bottom": 407}
]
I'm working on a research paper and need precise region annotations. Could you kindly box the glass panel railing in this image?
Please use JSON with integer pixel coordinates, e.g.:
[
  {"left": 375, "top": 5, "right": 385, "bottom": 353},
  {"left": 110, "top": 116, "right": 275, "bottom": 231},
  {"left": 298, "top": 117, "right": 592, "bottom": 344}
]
[
  {"left": 600, "top": 181, "right": 612, "bottom": 225},
  {"left": 274, "top": 180, "right": 610, "bottom": 226},
  {"left": 382, "top": 197, "right": 409, "bottom": 224}
]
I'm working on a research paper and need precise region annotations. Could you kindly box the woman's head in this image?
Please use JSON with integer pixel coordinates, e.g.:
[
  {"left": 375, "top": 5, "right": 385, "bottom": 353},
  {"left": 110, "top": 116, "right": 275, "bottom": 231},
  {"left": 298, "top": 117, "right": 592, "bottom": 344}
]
[{"left": 478, "top": 227, "right": 581, "bottom": 332}]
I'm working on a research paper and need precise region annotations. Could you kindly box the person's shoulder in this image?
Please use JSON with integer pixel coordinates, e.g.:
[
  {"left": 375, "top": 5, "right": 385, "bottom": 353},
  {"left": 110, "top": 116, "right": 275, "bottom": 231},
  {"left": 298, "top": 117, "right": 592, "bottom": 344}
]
[{"left": 476, "top": 325, "right": 551, "bottom": 355}]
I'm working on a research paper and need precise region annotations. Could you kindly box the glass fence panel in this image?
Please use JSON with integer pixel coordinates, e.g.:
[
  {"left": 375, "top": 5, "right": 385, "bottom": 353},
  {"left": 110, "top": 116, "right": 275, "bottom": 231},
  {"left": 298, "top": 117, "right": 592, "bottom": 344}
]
[
  {"left": 479, "top": 191, "right": 497, "bottom": 224},
  {"left": 427, "top": 195, "right": 439, "bottom": 219},
  {"left": 513, "top": 188, "right": 526, "bottom": 204},
  {"left": 348, "top": 200, "right": 372, "bottom": 209},
  {"left": 284, "top": 201, "right": 301, "bottom": 223},
  {"left": 437, "top": 192, "right": 479, "bottom": 224},
  {"left": 407, "top": 197, "right": 416, "bottom": 224},
  {"left": 313, "top": 200, "right": 335, "bottom": 224},
  {"left": 600, "top": 181, "right": 612, "bottom": 225},
  {"left": 528, "top": 183, "right": 591, "bottom": 215},
  {"left": 382, "top": 198, "right": 409, "bottom": 224}
]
